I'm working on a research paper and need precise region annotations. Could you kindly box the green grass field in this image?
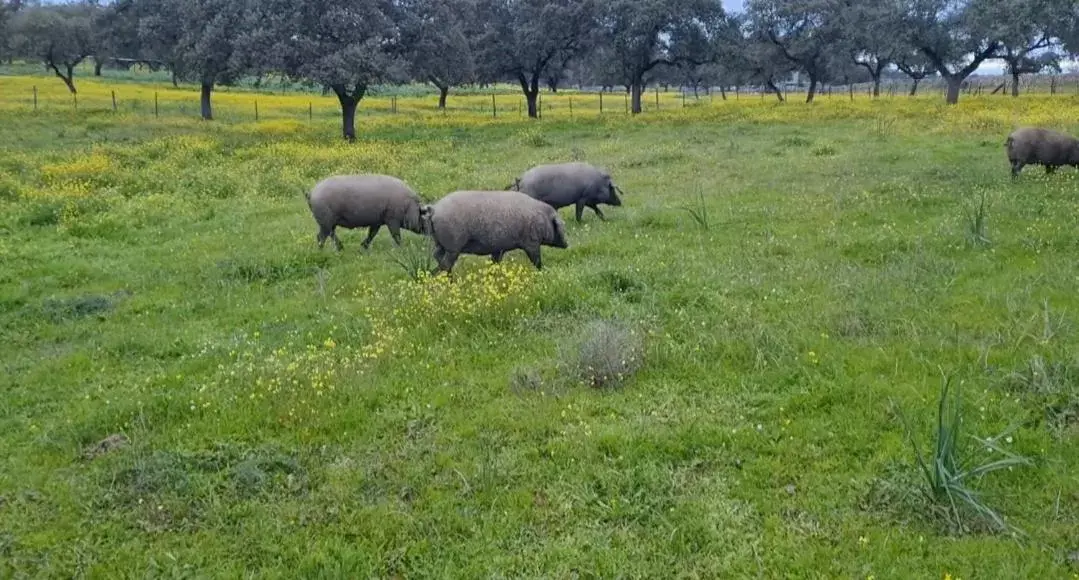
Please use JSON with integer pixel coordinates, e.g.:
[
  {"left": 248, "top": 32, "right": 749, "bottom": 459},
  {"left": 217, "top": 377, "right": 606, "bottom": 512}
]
[{"left": 2, "top": 74, "right": 1079, "bottom": 577}]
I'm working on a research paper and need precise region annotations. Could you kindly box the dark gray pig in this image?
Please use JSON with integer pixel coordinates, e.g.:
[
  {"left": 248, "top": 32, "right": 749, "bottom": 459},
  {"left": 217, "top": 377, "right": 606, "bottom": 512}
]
[
  {"left": 1006, "top": 127, "right": 1079, "bottom": 178},
  {"left": 427, "top": 190, "right": 569, "bottom": 273},
  {"left": 305, "top": 174, "right": 428, "bottom": 250},
  {"left": 510, "top": 162, "right": 624, "bottom": 222}
]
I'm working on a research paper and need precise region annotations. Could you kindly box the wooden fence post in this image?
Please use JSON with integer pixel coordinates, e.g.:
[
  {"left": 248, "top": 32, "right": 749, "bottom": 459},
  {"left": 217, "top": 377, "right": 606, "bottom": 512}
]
[
  {"left": 112, "top": 90, "right": 117, "bottom": 112},
  {"left": 655, "top": 87, "right": 660, "bottom": 110},
  {"left": 33, "top": 86, "right": 37, "bottom": 111},
  {"left": 255, "top": 99, "right": 259, "bottom": 121},
  {"left": 74, "top": 93, "right": 77, "bottom": 111},
  {"left": 154, "top": 92, "right": 159, "bottom": 118},
  {"left": 599, "top": 92, "right": 603, "bottom": 114},
  {"left": 309, "top": 102, "right": 313, "bottom": 121},
  {"left": 492, "top": 94, "right": 496, "bottom": 118},
  {"left": 569, "top": 95, "right": 572, "bottom": 118}
]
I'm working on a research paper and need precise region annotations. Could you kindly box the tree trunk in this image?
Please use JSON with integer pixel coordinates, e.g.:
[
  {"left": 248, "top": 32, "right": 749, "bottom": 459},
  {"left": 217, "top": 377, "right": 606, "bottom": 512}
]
[
  {"left": 50, "top": 62, "right": 78, "bottom": 94},
  {"left": 945, "top": 77, "right": 962, "bottom": 105},
  {"left": 719, "top": 85, "right": 727, "bottom": 101},
  {"left": 171, "top": 71, "right": 179, "bottom": 88},
  {"left": 909, "top": 77, "right": 920, "bottom": 96},
  {"left": 872, "top": 75, "right": 881, "bottom": 98},
  {"left": 805, "top": 76, "right": 818, "bottom": 103},
  {"left": 766, "top": 80, "right": 784, "bottom": 102},
  {"left": 437, "top": 85, "right": 449, "bottom": 109},
  {"left": 200, "top": 82, "right": 213, "bottom": 120},
  {"left": 63, "top": 68, "right": 77, "bottom": 94},
  {"left": 340, "top": 98, "right": 358, "bottom": 141},
  {"left": 630, "top": 80, "right": 644, "bottom": 114},
  {"left": 94, "top": 59, "right": 103, "bottom": 76},
  {"left": 524, "top": 90, "right": 538, "bottom": 118},
  {"left": 332, "top": 86, "right": 363, "bottom": 141},
  {"left": 517, "top": 74, "right": 541, "bottom": 118},
  {"left": 1011, "top": 72, "right": 1020, "bottom": 97}
]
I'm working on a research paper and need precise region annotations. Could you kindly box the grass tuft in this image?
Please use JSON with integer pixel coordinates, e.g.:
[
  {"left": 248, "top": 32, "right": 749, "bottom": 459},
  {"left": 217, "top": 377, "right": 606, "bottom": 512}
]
[
  {"left": 389, "top": 237, "right": 437, "bottom": 280},
  {"left": 570, "top": 319, "right": 645, "bottom": 390},
  {"left": 873, "top": 115, "right": 897, "bottom": 140},
  {"left": 41, "top": 290, "right": 130, "bottom": 322},
  {"left": 1004, "top": 355, "right": 1079, "bottom": 434},
  {"left": 508, "top": 365, "right": 545, "bottom": 394},
  {"left": 897, "top": 372, "right": 1032, "bottom": 534},
  {"left": 516, "top": 127, "right": 550, "bottom": 147},
  {"left": 679, "top": 190, "right": 711, "bottom": 231},
  {"left": 965, "top": 190, "right": 991, "bottom": 248}
]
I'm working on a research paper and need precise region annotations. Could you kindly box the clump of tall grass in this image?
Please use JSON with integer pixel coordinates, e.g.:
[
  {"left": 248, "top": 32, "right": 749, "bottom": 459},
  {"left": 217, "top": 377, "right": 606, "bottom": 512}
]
[
  {"left": 872, "top": 115, "right": 897, "bottom": 140},
  {"left": 965, "top": 191, "right": 991, "bottom": 247},
  {"left": 508, "top": 366, "right": 545, "bottom": 394},
  {"left": 570, "top": 319, "right": 645, "bottom": 389},
  {"left": 389, "top": 237, "right": 437, "bottom": 280},
  {"left": 516, "top": 127, "right": 550, "bottom": 148},
  {"left": 897, "top": 373, "right": 1032, "bottom": 534},
  {"left": 679, "top": 190, "right": 711, "bottom": 231},
  {"left": 1004, "top": 354, "right": 1079, "bottom": 435}
]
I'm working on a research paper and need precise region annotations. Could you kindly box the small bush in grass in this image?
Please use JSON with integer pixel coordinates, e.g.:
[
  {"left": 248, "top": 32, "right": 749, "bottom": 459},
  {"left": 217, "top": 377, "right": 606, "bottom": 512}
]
[
  {"left": 896, "top": 373, "right": 1032, "bottom": 534},
  {"left": 572, "top": 319, "right": 645, "bottom": 389}
]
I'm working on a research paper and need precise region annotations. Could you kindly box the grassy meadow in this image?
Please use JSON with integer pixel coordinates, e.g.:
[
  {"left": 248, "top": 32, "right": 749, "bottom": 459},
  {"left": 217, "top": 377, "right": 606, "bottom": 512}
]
[{"left": 3, "top": 71, "right": 1079, "bottom": 577}]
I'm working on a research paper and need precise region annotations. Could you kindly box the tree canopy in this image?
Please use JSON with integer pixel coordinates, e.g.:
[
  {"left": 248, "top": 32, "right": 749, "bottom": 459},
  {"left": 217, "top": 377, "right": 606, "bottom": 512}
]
[
  {"left": 474, "top": 0, "right": 598, "bottom": 118},
  {"left": 5, "top": 0, "right": 1077, "bottom": 136}
]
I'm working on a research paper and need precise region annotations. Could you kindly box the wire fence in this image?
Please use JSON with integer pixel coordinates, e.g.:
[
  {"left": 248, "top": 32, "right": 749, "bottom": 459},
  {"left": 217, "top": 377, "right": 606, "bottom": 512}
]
[{"left": 3, "top": 74, "right": 1079, "bottom": 124}]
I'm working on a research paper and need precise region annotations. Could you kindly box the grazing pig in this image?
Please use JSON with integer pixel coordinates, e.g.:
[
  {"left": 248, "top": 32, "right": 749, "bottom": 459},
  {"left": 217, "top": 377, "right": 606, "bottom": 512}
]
[
  {"left": 427, "top": 190, "right": 569, "bottom": 273},
  {"left": 1006, "top": 127, "right": 1079, "bottom": 179},
  {"left": 510, "top": 162, "right": 623, "bottom": 222},
  {"left": 305, "top": 174, "right": 428, "bottom": 251}
]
